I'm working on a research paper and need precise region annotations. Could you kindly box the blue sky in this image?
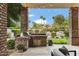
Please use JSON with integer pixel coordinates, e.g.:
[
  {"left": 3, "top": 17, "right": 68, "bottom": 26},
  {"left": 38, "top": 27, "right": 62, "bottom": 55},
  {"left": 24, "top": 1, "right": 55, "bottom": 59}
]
[{"left": 28, "top": 8, "right": 69, "bottom": 28}]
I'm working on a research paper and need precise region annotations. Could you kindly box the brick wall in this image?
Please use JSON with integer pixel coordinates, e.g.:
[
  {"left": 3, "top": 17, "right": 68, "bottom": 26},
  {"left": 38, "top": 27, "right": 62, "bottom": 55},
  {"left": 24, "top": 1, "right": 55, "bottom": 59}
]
[
  {"left": 71, "top": 7, "right": 79, "bottom": 45},
  {"left": 21, "top": 7, "right": 28, "bottom": 32},
  {"left": 0, "top": 3, "right": 7, "bottom": 56}
]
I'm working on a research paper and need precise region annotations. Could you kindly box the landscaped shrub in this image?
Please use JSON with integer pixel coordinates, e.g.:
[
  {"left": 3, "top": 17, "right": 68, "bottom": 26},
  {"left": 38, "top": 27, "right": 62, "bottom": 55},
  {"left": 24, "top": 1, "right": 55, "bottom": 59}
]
[
  {"left": 7, "top": 40, "right": 15, "bottom": 49},
  {"left": 52, "top": 37, "right": 68, "bottom": 44},
  {"left": 52, "top": 39, "right": 61, "bottom": 44},
  {"left": 64, "top": 31, "right": 69, "bottom": 37},
  {"left": 60, "top": 39, "right": 67, "bottom": 44},
  {"left": 17, "top": 44, "right": 25, "bottom": 50},
  {"left": 12, "top": 29, "right": 21, "bottom": 36},
  {"left": 9, "top": 27, "right": 21, "bottom": 36},
  {"left": 51, "top": 32, "right": 56, "bottom": 38}
]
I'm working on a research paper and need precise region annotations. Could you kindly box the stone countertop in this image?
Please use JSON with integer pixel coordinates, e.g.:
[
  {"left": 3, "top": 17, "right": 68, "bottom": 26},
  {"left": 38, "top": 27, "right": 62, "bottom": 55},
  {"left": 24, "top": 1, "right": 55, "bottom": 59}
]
[
  {"left": 30, "top": 35, "right": 47, "bottom": 36},
  {"left": 30, "top": 33, "right": 46, "bottom": 35}
]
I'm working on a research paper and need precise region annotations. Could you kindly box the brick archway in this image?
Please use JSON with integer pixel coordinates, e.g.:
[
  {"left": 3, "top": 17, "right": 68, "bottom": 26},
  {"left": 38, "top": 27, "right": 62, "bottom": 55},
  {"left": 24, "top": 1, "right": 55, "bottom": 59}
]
[{"left": 21, "top": 3, "right": 79, "bottom": 46}]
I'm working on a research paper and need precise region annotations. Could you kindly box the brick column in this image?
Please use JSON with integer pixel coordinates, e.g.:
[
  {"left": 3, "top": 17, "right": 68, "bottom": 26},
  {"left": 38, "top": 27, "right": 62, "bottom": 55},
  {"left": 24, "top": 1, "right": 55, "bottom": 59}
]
[
  {"left": 0, "top": 3, "right": 7, "bottom": 55},
  {"left": 21, "top": 7, "right": 28, "bottom": 32},
  {"left": 71, "top": 7, "right": 79, "bottom": 45}
]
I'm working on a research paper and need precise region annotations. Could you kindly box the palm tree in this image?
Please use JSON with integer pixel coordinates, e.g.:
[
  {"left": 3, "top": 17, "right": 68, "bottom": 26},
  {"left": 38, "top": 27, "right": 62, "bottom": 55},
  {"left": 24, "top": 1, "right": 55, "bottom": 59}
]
[
  {"left": 40, "top": 16, "right": 46, "bottom": 25},
  {"left": 40, "top": 16, "right": 47, "bottom": 32}
]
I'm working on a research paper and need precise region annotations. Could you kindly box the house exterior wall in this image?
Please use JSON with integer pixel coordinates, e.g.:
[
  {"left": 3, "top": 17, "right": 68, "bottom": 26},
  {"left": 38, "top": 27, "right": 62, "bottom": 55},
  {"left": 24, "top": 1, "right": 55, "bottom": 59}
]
[{"left": 0, "top": 3, "right": 7, "bottom": 55}]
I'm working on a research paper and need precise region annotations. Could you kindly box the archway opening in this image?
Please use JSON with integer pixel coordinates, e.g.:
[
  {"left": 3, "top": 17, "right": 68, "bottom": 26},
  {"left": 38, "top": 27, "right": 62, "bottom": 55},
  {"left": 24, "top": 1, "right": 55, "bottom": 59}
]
[{"left": 28, "top": 8, "right": 70, "bottom": 44}]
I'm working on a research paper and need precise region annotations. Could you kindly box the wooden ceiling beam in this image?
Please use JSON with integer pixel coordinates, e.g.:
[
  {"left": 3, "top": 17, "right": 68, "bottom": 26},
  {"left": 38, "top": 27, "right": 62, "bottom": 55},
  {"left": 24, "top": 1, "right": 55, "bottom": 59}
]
[{"left": 22, "top": 3, "right": 79, "bottom": 8}]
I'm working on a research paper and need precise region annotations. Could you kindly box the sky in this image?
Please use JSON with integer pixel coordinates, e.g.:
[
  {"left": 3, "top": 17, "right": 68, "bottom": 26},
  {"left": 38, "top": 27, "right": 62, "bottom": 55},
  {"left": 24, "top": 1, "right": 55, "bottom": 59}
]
[{"left": 28, "top": 8, "right": 69, "bottom": 28}]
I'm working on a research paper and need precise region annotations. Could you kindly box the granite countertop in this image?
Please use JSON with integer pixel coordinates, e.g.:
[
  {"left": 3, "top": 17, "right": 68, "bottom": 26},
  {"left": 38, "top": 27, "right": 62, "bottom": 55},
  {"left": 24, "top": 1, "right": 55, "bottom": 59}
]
[{"left": 30, "top": 33, "right": 46, "bottom": 35}]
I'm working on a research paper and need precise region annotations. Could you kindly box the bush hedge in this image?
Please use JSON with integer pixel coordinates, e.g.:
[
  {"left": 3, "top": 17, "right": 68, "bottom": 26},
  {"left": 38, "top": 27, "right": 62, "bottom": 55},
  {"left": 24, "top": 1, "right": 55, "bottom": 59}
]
[{"left": 52, "top": 37, "right": 68, "bottom": 44}]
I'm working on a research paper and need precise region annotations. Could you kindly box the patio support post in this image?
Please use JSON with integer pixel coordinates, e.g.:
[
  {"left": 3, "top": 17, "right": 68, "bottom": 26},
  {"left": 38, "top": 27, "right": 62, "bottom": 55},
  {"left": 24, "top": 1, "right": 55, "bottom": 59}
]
[
  {"left": 71, "top": 7, "right": 79, "bottom": 45},
  {"left": 0, "top": 3, "right": 7, "bottom": 55},
  {"left": 21, "top": 7, "right": 28, "bottom": 33}
]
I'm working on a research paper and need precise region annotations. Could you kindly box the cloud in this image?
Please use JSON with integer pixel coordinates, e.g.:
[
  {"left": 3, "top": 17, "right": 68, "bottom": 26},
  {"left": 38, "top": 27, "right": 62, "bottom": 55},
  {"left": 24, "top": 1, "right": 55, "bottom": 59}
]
[
  {"left": 34, "top": 19, "right": 47, "bottom": 25},
  {"left": 29, "top": 14, "right": 35, "bottom": 17}
]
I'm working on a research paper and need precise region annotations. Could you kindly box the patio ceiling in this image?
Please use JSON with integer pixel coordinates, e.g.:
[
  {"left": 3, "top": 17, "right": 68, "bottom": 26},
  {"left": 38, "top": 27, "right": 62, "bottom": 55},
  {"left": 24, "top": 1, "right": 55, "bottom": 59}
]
[{"left": 21, "top": 3, "right": 79, "bottom": 8}]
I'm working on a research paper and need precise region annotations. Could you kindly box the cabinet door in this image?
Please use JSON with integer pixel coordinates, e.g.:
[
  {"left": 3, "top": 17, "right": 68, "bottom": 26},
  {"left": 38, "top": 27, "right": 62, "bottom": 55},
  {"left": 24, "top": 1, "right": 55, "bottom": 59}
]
[{"left": 33, "top": 39, "right": 41, "bottom": 47}]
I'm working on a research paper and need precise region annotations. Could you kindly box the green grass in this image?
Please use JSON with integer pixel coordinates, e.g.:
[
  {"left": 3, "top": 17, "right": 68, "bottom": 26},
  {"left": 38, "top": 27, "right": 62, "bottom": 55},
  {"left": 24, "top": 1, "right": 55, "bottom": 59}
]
[{"left": 51, "top": 37, "right": 68, "bottom": 44}]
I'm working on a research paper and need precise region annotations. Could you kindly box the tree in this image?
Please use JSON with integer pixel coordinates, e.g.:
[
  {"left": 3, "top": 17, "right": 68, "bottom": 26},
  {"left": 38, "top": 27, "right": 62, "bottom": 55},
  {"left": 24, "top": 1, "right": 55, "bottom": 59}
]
[
  {"left": 40, "top": 16, "right": 46, "bottom": 20},
  {"left": 52, "top": 15, "right": 65, "bottom": 25},
  {"left": 32, "top": 22, "right": 38, "bottom": 29},
  {"left": 62, "top": 19, "right": 69, "bottom": 37},
  {"left": 52, "top": 15, "right": 65, "bottom": 31},
  {"left": 7, "top": 3, "right": 22, "bottom": 27}
]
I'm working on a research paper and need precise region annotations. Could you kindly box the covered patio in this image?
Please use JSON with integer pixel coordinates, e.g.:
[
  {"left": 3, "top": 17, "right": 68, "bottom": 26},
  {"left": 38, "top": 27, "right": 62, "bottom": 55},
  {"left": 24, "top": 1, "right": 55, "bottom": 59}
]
[
  {"left": 10, "top": 45, "right": 79, "bottom": 56},
  {"left": 0, "top": 3, "right": 79, "bottom": 56}
]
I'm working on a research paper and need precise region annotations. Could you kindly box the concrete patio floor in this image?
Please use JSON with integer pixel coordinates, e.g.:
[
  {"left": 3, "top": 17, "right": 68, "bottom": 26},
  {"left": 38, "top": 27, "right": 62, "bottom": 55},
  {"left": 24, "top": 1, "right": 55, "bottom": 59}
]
[{"left": 10, "top": 44, "right": 79, "bottom": 56}]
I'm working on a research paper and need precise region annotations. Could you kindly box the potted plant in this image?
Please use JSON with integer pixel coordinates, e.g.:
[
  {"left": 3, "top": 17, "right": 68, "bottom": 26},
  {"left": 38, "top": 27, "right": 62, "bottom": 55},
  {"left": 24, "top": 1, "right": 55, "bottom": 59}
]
[
  {"left": 17, "top": 44, "right": 25, "bottom": 53},
  {"left": 48, "top": 40, "right": 53, "bottom": 46},
  {"left": 7, "top": 40, "right": 15, "bottom": 49}
]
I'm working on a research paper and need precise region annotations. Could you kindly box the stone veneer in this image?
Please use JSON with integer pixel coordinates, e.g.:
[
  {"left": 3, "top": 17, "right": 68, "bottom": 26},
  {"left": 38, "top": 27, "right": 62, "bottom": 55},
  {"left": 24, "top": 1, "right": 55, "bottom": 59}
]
[{"left": 0, "top": 3, "right": 7, "bottom": 56}]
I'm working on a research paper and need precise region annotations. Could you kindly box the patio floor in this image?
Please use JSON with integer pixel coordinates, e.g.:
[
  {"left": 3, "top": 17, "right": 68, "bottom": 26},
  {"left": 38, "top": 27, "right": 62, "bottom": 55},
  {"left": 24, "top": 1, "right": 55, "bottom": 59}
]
[{"left": 10, "top": 44, "right": 79, "bottom": 56}]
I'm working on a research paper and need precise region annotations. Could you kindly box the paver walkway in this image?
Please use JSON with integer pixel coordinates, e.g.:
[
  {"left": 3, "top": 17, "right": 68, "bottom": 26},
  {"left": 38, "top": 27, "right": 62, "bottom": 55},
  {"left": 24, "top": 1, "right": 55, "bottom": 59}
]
[
  {"left": 10, "top": 46, "right": 50, "bottom": 56},
  {"left": 10, "top": 44, "right": 79, "bottom": 56}
]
